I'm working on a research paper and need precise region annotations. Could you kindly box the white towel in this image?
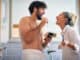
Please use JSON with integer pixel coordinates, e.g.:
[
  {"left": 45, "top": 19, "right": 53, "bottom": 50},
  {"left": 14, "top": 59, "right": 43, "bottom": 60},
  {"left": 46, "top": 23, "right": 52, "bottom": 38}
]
[{"left": 22, "top": 49, "right": 45, "bottom": 60}]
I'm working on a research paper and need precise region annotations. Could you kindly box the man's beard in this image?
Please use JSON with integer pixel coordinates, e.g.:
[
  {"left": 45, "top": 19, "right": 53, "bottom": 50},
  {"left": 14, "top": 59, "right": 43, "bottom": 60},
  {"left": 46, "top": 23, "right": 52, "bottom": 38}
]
[{"left": 37, "top": 15, "right": 42, "bottom": 20}]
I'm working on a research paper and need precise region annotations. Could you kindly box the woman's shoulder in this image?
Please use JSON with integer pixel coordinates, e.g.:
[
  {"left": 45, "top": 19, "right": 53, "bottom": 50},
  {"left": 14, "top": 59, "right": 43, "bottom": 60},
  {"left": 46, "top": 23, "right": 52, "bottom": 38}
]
[{"left": 66, "top": 25, "right": 74, "bottom": 33}]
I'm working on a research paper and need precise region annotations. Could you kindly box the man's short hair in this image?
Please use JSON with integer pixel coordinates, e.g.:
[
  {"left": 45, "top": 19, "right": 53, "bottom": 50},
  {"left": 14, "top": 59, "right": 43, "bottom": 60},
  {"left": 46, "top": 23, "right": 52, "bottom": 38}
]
[{"left": 28, "top": 1, "right": 47, "bottom": 14}]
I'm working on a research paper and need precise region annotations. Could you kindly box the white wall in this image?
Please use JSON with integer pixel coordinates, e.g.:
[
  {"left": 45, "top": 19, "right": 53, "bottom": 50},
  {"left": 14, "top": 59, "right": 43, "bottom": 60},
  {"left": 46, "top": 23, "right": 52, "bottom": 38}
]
[
  {"left": 12, "top": 0, "right": 33, "bottom": 24},
  {"left": 1, "top": 0, "right": 77, "bottom": 43},
  {"left": 12, "top": 0, "right": 77, "bottom": 41},
  {"left": 12, "top": 0, "right": 77, "bottom": 24}
]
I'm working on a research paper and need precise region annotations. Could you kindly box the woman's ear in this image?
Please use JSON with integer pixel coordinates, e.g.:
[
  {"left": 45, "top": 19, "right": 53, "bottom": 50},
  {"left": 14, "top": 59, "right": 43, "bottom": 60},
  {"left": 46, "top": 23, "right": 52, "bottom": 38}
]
[{"left": 64, "top": 18, "right": 68, "bottom": 25}]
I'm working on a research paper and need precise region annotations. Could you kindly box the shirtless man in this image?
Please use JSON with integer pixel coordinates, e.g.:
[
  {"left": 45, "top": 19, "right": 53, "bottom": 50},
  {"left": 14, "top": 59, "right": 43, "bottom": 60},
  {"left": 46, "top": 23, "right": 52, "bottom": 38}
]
[{"left": 19, "top": 1, "right": 53, "bottom": 60}]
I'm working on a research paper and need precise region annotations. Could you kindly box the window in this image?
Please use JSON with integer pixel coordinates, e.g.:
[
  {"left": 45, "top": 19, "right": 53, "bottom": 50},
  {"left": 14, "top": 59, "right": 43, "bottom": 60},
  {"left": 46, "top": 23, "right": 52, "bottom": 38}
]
[{"left": 1, "top": 0, "right": 9, "bottom": 43}]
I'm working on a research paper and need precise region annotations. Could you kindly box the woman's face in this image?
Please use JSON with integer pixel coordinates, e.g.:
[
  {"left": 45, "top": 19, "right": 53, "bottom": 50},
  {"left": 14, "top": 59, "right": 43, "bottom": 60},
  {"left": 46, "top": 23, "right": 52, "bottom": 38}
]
[{"left": 56, "top": 13, "right": 67, "bottom": 26}]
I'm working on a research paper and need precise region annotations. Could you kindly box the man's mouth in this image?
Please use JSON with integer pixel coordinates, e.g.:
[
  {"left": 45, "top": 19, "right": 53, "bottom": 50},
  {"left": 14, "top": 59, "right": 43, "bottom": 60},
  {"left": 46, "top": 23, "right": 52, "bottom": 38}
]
[{"left": 37, "top": 15, "right": 42, "bottom": 20}]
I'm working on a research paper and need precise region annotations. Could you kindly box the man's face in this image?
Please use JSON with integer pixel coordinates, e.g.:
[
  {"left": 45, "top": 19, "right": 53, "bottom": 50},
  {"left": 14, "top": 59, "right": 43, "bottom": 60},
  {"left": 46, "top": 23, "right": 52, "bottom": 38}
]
[
  {"left": 56, "top": 13, "right": 66, "bottom": 26},
  {"left": 36, "top": 8, "right": 45, "bottom": 20}
]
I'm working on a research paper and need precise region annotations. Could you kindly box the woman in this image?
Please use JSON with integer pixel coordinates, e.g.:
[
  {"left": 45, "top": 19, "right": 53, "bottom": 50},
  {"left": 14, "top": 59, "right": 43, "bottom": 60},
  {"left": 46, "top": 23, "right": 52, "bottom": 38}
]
[{"left": 56, "top": 12, "right": 80, "bottom": 60}]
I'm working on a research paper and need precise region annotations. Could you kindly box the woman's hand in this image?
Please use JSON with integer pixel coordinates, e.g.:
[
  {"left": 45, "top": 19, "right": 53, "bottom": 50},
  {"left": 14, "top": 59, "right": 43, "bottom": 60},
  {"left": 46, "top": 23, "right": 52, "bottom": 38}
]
[
  {"left": 61, "top": 41, "right": 66, "bottom": 46},
  {"left": 67, "top": 43, "right": 76, "bottom": 50},
  {"left": 58, "top": 41, "right": 66, "bottom": 49}
]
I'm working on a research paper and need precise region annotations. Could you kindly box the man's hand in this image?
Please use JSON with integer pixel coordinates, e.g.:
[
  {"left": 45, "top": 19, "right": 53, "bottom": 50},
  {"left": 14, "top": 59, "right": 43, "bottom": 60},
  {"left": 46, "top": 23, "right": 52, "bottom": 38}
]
[
  {"left": 42, "top": 33, "right": 53, "bottom": 48},
  {"left": 39, "top": 17, "right": 48, "bottom": 29},
  {"left": 42, "top": 37, "right": 52, "bottom": 48},
  {"left": 44, "top": 32, "right": 55, "bottom": 43},
  {"left": 44, "top": 36, "right": 52, "bottom": 43}
]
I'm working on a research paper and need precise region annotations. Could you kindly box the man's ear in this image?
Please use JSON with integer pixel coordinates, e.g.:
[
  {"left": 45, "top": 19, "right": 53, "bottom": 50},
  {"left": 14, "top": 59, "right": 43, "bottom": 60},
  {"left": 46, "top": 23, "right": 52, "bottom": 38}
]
[{"left": 34, "top": 7, "right": 37, "bottom": 13}]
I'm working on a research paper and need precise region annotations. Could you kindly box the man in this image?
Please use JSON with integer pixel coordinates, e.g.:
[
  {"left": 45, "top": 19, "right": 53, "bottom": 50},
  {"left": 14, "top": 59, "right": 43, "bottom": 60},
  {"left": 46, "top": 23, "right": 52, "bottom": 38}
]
[{"left": 19, "top": 1, "right": 53, "bottom": 60}]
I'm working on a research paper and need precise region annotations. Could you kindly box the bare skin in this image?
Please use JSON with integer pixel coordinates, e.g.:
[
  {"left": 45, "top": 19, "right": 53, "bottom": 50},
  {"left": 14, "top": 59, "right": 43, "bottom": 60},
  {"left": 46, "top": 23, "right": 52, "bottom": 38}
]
[{"left": 19, "top": 16, "right": 49, "bottom": 51}]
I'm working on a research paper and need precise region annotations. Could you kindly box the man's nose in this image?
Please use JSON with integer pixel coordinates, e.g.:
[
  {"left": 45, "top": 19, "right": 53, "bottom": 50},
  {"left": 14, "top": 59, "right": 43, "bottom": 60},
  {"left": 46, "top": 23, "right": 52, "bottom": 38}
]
[
  {"left": 56, "top": 16, "right": 58, "bottom": 20},
  {"left": 43, "top": 12, "right": 45, "bottom": 15}
]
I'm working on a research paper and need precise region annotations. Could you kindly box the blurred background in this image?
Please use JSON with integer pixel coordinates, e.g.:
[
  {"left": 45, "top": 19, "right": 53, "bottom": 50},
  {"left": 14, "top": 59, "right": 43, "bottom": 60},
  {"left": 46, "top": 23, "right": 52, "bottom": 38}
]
[{"left": 0, "top": 0, "right": 80, "bottom": 60}]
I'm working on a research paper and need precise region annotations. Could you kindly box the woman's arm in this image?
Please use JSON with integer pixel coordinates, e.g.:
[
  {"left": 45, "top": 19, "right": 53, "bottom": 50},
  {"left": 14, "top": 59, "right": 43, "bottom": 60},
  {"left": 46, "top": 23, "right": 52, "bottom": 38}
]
[{"left": 66, "top": 29, "right": 80, "bottom": 52}]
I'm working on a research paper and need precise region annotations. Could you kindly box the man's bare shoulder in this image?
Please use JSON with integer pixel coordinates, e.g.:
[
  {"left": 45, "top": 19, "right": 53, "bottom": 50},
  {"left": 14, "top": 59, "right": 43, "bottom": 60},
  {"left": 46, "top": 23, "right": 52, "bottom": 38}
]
[{"left": 20, "top": 16, "right": 31, "bottom": 23}]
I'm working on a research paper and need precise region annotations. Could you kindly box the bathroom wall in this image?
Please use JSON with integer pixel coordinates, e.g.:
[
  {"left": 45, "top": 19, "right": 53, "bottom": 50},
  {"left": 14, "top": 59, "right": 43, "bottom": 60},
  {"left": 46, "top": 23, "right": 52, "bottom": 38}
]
[
  {"left": 1, "top": 0, "right": 78, "bottom": 43},
  {"left": 1, "top": 0, "right": 78, "bottom": 60},
  {"left": 12, "top": 0, "right": 77, "bottom": 41}
]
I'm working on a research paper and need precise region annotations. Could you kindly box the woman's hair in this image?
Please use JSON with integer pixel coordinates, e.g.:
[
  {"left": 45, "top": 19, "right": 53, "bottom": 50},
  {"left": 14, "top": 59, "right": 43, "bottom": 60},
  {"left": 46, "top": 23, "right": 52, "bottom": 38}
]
[{"left": 63, "top": 12, "right": 77, "bottom": 26}]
